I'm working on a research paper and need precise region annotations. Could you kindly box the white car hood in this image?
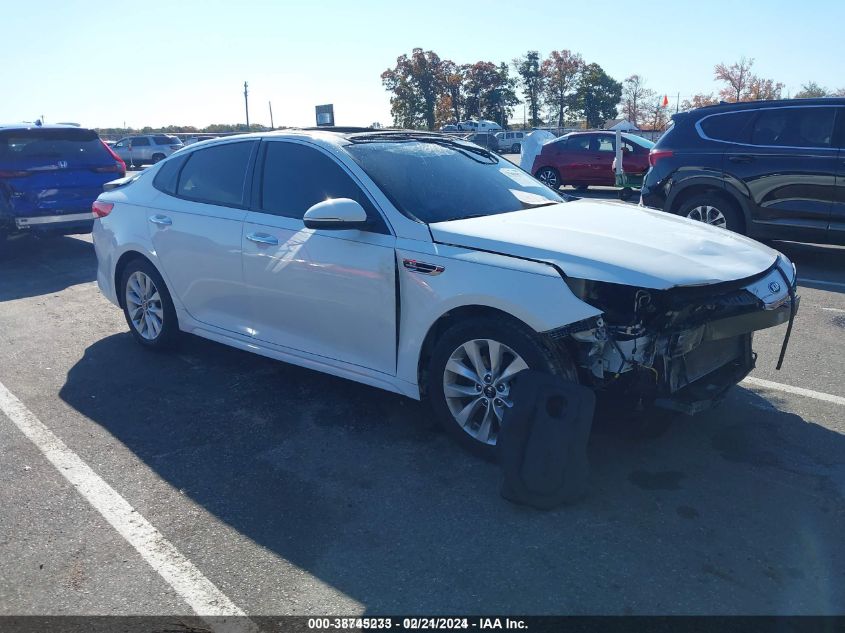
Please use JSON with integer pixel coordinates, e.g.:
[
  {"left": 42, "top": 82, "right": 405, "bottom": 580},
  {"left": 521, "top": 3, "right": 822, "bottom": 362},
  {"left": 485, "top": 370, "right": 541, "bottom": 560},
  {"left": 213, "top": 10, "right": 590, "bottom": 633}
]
[{"left": 429, "top": 200, "right": 779, "bottom": 289}]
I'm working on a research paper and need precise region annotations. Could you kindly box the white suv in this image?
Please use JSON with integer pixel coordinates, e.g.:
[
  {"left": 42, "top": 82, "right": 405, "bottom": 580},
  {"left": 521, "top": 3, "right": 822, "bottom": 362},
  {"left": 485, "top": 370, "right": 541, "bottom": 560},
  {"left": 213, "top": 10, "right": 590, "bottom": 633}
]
[{"left": 92, "top": 130, "right": 798, "bottom": 459}]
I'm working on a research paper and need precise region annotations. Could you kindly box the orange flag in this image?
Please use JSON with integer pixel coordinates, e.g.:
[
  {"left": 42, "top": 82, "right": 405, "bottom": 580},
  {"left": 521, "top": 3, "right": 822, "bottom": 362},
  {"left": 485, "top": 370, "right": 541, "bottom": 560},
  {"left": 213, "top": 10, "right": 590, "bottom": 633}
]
[{"left": 662, "top": 95, "right": 669, "bottom": 107}]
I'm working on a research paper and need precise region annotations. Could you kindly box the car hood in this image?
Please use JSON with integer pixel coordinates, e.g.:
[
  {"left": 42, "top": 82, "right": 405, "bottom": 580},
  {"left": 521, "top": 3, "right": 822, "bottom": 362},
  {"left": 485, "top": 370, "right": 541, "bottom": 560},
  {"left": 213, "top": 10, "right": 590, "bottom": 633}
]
[{"left": 429, "top": 200, "right": 779, "bottom": 289}]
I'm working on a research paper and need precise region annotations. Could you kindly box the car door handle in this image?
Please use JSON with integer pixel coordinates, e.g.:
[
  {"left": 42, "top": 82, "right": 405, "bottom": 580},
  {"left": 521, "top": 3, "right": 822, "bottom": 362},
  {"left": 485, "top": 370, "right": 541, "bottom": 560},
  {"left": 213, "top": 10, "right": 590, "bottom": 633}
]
[
  {"left": 728, "top": 155, "right": 754, "bottom": 163},
  {"left": 246, "top": 232, "right": 279, "bottom": 246},
  {"left": 148, "top": 214, "right": 172, "bottom": 226}
]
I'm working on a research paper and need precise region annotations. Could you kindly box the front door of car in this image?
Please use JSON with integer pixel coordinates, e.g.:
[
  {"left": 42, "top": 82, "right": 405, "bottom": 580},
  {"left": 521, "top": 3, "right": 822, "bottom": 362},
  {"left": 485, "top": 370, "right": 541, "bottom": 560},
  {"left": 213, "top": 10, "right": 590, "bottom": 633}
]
[
  {"left": 147, "top": 140, "right": 258, "bottom": 336},
  {"left": 242, "top": 140, "right": 397, "bottom": 375},
  {"left": 724, "top": 105, "right": 837, "bottom": 241}
]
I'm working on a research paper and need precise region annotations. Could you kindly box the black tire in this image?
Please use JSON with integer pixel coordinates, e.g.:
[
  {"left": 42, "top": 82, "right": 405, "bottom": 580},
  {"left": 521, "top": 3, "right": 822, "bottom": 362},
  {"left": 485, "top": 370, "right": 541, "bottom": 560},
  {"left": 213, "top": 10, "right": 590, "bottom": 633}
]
[
  {"left": 120, "top": 258, "right": 179, "bottom": 350},
  {"left": 151, "top": 153, "right": 166, "bottom": 164},
  {"left": 427, "top": 316, "right": 571, "bottom": 461},
  {"left": 676, "top": 193, "right": 744, "bottom": 234},
  {"left": 574, "top": 185, "right": 589, "bottom": 192},
  {"left": 619, "top": 187, "right": 634, "bottom": 201},
  {"left": 511, "top": 143, "right": 520, "bottom": 153},
  {"left": 534, "top": 166, "right": 561, "bottom": 190}
]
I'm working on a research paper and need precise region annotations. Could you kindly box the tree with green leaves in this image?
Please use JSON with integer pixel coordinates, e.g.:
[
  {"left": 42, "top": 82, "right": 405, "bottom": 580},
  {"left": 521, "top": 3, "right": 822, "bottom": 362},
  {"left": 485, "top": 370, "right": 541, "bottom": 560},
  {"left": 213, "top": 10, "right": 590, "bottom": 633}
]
[
  {"left": 463, "top": 61, "right": 518, "bottom": 126},
  {"left": 381, "top": 48, "right": 446, "bottom": 130},
  {"left": 513, "top": 51, "right": 544, "bottom": 126},
  {"left": 795, "top": 82, "right": 829, "bottom": 98},
  {"left": 571, "top": 63, "right": 621, "bottom": 129}
]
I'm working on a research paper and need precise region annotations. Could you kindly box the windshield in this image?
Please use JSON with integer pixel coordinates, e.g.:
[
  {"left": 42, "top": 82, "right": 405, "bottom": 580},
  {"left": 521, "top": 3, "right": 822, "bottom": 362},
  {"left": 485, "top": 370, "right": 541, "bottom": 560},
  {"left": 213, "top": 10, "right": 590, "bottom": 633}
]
[{"left": 344, "top": 137, "right": 565, "bottom": 223}]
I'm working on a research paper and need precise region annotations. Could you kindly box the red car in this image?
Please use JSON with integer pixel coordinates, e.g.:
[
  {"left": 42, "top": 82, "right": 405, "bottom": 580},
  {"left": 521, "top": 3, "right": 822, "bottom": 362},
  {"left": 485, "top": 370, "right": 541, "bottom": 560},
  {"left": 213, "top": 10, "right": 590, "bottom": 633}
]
[{"left": 531, "top": 131, "right": 654, "bottom": 190}]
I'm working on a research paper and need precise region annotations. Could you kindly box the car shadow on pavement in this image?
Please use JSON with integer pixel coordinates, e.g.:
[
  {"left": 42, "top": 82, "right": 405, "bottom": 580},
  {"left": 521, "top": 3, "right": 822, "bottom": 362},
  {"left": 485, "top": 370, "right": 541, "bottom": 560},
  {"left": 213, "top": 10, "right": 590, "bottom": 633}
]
[
  {"left": 0, "top": 236, "right": 96, "bottom": 302},
  {"left": 59, "top": 332, "right": 845, "bottom": 614}
]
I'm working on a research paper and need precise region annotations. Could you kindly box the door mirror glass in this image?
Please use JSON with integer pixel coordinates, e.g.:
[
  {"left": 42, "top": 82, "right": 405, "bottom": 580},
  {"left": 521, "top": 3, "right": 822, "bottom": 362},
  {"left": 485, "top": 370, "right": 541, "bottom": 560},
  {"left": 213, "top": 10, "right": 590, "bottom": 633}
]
[{"left": 303, "top": 198, "right": 369, "bottom": 230}]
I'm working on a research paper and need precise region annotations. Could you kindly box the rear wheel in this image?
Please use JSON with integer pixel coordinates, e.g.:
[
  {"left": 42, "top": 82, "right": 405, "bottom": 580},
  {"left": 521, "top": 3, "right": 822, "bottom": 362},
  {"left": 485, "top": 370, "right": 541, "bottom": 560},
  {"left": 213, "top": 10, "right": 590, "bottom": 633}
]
[
  {"left": 120, "top": 258, "right": 179, "bottom": 350},
  {"left": 427, "top": 317, "right": 570, "bottom": 460},
  {"left": 535, "top": 167, "right": 561, "bottom": 190},
  {"left": 511, "top": 143, "right": 520, "bottom": 153},
  {"left": 677, "top": 193, "right": 744, "bottom": 233},
  {"left": 151, "top": 153, "right": 166, "bottom": 164}
]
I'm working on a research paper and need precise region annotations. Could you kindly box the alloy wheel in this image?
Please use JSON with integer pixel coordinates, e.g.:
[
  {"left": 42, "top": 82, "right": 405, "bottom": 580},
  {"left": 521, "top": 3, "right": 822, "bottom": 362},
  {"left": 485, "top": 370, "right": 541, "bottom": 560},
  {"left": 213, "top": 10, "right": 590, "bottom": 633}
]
[
  {"left": 686, "top": 205, "right": 727, "bottom": 228},
  {"left": 125, "top": 271, "right": 164, "bottom": 340},
  {"left": 536, "top": 168, "right": 559, "bottom": 189},
  {"left": 443, "top": 338, "right": 529, "bottom": 445}
]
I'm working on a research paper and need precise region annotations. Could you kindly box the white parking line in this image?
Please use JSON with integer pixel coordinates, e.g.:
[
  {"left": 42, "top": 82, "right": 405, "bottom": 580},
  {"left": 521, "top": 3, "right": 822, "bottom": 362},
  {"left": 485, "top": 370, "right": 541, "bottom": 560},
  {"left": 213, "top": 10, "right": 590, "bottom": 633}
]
[
  {"left": 798, "top": 278, "right": 845, "bottom": 291},
  {"left": 742, "top": 376, "right": 845, "bottom": 407},
  {"left": 0, "top": 380, "right": 258, "bottom": 633}
]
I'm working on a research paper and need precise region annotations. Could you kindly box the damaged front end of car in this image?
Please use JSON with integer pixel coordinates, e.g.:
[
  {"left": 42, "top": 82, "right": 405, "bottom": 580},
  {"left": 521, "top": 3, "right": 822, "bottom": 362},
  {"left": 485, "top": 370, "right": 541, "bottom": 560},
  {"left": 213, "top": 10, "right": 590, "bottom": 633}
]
[{"left": 551, "top": 257, "right": 799, "bottom": 415}]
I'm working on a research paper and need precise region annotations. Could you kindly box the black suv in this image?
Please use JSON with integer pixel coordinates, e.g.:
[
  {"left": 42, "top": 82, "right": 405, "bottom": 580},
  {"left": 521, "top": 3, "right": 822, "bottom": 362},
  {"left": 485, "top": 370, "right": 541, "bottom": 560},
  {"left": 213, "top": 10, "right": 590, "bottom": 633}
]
[{"left": 641, "top": 98, "right": 845, "bottom": 245}]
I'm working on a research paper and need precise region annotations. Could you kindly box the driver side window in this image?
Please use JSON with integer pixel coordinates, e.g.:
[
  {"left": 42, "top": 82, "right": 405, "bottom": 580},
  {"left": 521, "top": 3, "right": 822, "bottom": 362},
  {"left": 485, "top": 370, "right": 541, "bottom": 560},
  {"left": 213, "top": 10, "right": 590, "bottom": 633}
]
[{"left": 259, "top": 141, "right": 388, "bottom": 233}]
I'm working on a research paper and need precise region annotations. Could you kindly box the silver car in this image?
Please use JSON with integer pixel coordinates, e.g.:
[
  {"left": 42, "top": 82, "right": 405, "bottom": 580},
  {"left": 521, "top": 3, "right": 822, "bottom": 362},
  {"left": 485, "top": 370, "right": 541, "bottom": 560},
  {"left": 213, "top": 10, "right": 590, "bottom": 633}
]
[{"left": 112, "top": 134, "right": 184, "bottom": 166}]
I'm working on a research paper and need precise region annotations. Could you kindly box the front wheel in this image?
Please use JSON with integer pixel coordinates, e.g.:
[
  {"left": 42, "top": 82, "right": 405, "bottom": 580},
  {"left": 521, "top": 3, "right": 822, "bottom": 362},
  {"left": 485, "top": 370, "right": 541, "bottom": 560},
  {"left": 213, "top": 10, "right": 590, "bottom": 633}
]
[
  {"left": 511, "top": 143, "right": 520, "bottom": 153},
  {"left": 120, "top": 258, "right": 179, "bottom": 349},
  {"left": 427, "top": 317, "right": 568, "bottom": 460},
  {"left": 535, "top": 167, "right": 561, "bottom": 190}
]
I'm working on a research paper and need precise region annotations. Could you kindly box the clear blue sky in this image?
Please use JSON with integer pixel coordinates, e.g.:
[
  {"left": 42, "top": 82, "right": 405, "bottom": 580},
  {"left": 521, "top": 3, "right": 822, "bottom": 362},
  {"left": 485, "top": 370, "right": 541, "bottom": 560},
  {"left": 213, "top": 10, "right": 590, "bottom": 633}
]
[{"left": 3, "top": 0, "right": 843, "bottom": 129}]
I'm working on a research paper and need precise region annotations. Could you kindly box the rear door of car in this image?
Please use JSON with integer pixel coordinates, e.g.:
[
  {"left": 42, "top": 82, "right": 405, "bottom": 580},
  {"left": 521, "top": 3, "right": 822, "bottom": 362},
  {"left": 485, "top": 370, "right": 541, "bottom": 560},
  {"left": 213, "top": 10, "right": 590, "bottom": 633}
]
[
  {"left": 0, "top": 127, "right": 121, "bottom": 224},
  {"left": 722, "top": 105, "right": 837, "bottom": 240},
  {"left": 147, "top": 140, "right": 258, "bottom": 334},
  {"left": 241, "top": 139, "right": 397, "bottom": 374}
]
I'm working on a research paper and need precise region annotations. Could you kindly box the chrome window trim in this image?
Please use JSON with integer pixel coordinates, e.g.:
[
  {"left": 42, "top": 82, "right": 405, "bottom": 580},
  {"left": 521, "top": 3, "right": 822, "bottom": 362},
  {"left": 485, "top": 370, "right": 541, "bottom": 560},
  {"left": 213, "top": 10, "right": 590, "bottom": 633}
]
[{"left": 694, "top": 104, "right": 842, "bottom": 151}]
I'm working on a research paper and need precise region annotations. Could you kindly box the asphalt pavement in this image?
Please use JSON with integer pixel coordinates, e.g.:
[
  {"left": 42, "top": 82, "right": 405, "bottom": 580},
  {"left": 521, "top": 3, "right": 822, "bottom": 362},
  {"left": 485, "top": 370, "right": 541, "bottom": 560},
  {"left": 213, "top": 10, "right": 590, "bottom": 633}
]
[{"left": 0, "top": 211, "right": 844, "bottom": 617}]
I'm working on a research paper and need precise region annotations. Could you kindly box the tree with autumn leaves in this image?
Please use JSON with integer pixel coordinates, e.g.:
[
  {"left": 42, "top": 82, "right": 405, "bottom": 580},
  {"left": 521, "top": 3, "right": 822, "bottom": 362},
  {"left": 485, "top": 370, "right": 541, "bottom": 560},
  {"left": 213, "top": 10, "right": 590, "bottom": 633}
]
[
  {"left": 383, "top": 48, "right": 621, "bottom": 130},
  {"left": 383, "top": 49, "right": 843, "bottom": 131}
]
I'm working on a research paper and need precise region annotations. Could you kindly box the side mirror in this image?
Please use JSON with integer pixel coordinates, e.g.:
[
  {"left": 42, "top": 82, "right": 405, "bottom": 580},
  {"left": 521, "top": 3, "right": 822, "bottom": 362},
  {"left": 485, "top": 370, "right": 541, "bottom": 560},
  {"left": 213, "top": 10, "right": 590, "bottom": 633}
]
[{"left": 303, "top": 198, "right": 369, "bottom": 230}]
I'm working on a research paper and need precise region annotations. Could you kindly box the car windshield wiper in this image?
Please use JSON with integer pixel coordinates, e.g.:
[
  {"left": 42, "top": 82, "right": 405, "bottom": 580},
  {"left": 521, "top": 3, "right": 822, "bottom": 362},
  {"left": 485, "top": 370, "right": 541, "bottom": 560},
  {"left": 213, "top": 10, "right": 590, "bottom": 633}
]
[{"left": 348, "top": 133, "right": 498, "bottom": 164}]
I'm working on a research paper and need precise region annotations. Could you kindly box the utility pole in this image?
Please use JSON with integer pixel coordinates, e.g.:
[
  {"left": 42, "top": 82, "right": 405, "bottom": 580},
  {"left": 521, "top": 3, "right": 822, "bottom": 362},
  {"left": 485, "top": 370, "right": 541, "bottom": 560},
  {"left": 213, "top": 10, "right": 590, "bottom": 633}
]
[
  {"left": 268, "top": 101, "right": 274, "bottom": 130},
  {"left": 244, "top": 81, "right": 250, "bottom": 131},
  {"left": 676, "top": 92, "right": 681, "bottom": 114}
]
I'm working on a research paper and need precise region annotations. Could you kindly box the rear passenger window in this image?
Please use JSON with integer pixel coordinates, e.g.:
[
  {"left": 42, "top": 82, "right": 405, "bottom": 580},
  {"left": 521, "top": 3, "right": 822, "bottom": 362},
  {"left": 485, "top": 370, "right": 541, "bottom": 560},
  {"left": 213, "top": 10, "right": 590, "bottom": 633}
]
[
  {"left": 177, "top": 141, "right": 256, "bottom": 207},
  {"left": 153, "top": 135, "right": 179, "bottom": 145},
  {"left": 751, "top": 107, "right": 836, "bottom": 148},
  {"left": 152, "top": 153, "right": 188, "bottom": 195},
  {"left": 260, "top": 141, "right": 386, "bottom": 232},
  {"left": 700, "top": 111, "right": 755, "bottom": 143},
  {"left": 131, "top": 137, "right": 150, "bottom": 146}
]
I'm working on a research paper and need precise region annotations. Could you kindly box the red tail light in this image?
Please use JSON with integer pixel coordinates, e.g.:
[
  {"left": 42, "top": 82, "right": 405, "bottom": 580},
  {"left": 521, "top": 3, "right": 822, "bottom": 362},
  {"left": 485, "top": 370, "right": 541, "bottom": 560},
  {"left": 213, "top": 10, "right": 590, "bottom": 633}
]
[
  {"left": 649, "top": 149, "right": 674, "bottom": 167},
  {"left": 100, "top": 140, "right": 127, "bottom": 176},
  {"left": 0, "top": 170, "right": 31, "bottom": 178},
  {"left": 92, "top": 201, "right": 114, "bottom": 218}
]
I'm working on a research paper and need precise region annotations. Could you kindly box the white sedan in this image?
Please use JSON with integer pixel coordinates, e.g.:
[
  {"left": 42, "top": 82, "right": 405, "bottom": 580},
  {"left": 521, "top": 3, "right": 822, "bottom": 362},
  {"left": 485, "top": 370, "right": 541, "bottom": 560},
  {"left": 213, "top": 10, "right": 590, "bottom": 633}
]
[{"left": 92, "top": 129, "right": 798, "bottom": 459}]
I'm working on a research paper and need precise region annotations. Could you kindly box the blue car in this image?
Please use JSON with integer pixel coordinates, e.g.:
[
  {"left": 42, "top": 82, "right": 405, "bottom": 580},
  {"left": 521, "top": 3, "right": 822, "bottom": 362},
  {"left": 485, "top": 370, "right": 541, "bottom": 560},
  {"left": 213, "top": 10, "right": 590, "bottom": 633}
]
[{"left": 0, "top": 123, "right": 125, "bottom": 240}]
